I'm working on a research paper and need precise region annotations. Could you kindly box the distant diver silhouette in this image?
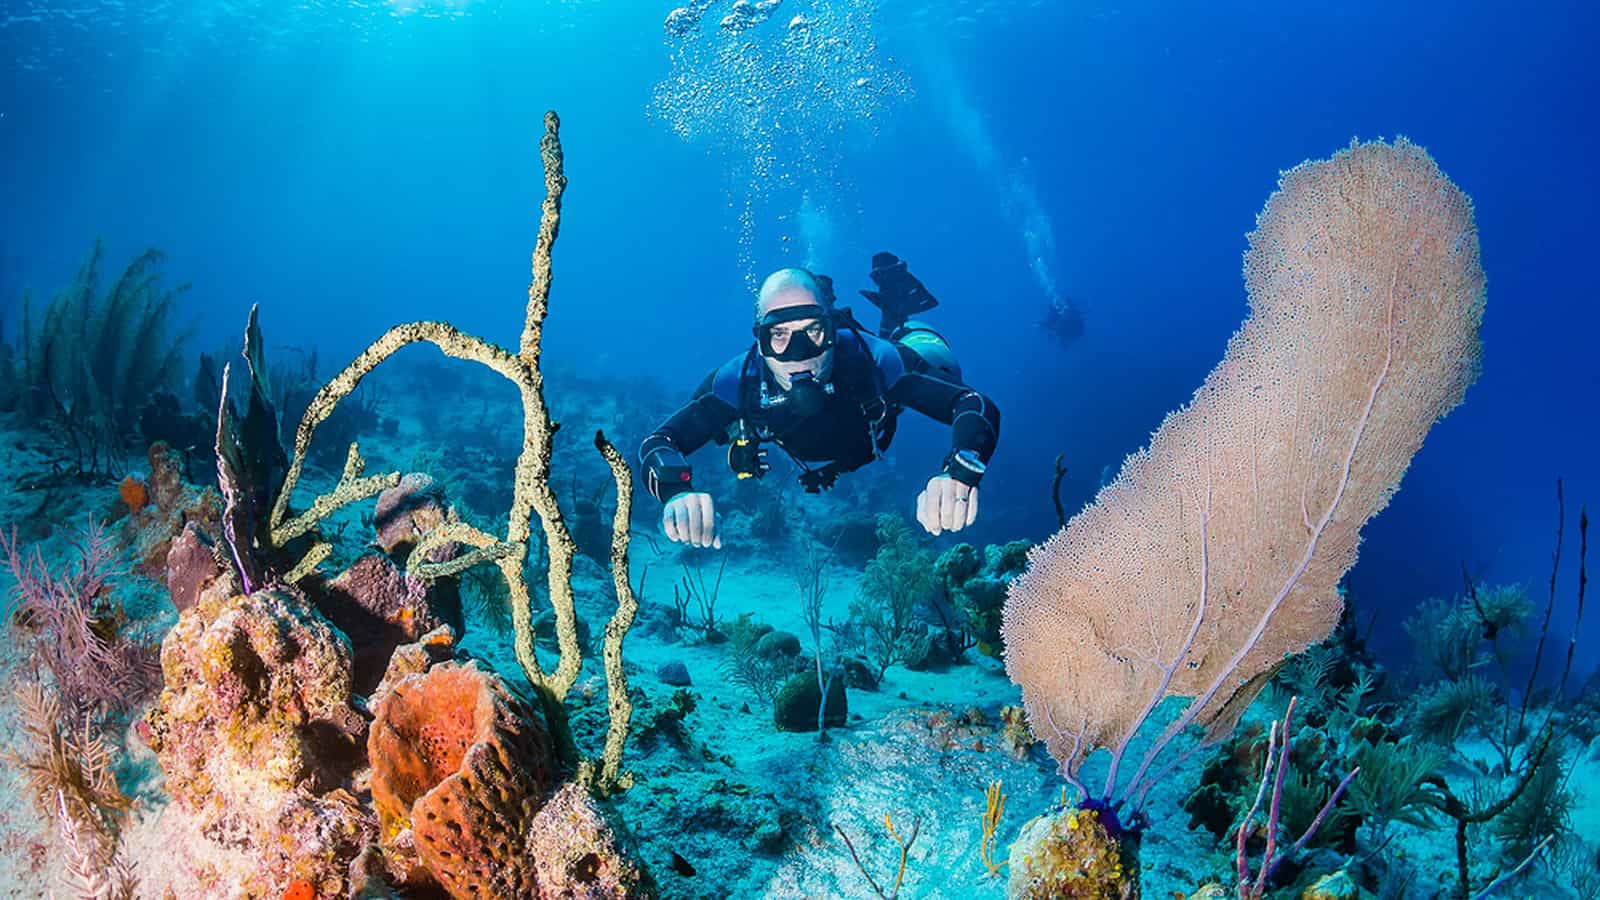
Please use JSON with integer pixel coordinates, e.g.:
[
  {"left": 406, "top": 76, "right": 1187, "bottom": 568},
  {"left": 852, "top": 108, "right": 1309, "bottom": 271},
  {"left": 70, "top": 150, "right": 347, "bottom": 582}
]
[{"left": 1040, "top": 295, "right": 1086, "bottom": 348}]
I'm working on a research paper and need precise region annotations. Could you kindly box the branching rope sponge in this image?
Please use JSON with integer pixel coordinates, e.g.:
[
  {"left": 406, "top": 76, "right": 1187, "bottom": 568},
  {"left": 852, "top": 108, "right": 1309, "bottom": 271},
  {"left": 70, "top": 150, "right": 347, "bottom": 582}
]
[{"left": 264, "top": 111, "right": 635, "bottom": 790}]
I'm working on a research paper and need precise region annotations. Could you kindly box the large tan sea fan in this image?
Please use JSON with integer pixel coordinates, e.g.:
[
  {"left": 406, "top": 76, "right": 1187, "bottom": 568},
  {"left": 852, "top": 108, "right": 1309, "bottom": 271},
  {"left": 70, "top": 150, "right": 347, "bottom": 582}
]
[{"left": 1002, "top": 138, "right": 1486, "bottom": 808}]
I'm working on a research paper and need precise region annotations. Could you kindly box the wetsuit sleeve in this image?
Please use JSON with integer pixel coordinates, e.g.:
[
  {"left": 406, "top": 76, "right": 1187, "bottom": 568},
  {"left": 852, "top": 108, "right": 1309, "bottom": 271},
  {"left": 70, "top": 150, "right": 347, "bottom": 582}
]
[
  {"left": 883, "top": 345, "right": 1001, "bottom": 488},
  {"left": 638, "top": 371, "right": 740, "bottom": 503}
]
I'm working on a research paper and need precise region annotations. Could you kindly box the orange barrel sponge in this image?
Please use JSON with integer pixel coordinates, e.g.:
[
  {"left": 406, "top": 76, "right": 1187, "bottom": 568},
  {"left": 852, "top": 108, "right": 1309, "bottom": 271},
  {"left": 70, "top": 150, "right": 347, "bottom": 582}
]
[{"left": 368, "top": 661, "right": 555, "bottom": 898}]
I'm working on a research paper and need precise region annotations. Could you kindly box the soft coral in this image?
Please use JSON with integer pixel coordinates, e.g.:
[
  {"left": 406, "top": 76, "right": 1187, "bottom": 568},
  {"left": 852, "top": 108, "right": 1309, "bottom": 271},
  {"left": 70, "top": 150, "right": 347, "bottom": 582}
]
[{"left": 2, "top": 518, "right": 159, "bottom": 720}]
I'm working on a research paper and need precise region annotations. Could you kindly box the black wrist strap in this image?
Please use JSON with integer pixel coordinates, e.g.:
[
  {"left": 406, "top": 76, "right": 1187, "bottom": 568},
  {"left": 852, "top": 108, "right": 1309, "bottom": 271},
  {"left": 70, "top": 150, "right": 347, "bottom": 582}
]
[
  {"left": 648, "top": 464, "right": 695, "bottom": 502},
  {"left": 642, "top": 441, "right": 695, "bottom": 502},
  {"left": 942, "top": 450, "right": 985, "bottom": 488}
]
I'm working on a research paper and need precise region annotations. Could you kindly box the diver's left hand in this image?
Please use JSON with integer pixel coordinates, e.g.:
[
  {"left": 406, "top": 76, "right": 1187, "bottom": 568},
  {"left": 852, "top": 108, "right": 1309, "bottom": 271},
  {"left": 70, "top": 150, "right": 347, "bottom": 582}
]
[{"left": 916, "top": 475, "right": 978, "bottom": 536}]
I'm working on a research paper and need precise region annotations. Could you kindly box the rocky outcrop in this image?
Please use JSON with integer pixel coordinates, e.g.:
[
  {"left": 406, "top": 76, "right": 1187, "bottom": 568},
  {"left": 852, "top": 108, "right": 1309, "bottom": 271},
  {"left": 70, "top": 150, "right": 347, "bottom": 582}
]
[{"left": 144, "top": 587, "right": 373, "bottom": 892}]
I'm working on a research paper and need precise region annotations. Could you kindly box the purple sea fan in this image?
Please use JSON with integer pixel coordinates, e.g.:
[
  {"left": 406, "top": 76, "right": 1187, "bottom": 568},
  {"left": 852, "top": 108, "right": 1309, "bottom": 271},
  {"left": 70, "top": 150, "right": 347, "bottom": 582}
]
[{"left": 3, "top": 519, "right": 160, "bottom": 720}]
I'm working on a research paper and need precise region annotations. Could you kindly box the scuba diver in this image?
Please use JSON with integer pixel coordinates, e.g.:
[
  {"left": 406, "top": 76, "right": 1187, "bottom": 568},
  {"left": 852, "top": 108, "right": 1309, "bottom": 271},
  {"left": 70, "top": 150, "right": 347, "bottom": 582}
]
[
  {"left": 638, "top": 252, "right": 1001, "bottom": 548},
  {"left": 1040, "top": 294, "right": 1086, "bottom": 348}
]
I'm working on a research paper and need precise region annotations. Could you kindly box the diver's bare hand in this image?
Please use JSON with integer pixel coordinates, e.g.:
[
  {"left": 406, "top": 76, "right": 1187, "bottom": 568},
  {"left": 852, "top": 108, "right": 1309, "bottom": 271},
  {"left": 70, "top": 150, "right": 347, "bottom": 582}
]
[
  {"left": 916, "top": 475, "right": 978, "bottom": 536},
  {"left": 663, "top": 492, "right": 722, "bottom": 549}
]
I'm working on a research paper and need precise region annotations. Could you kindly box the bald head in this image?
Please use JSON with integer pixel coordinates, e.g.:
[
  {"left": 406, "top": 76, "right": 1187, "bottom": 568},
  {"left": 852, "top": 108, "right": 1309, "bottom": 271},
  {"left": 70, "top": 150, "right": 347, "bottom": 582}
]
[
  {"left": 756, "top": 267, "right": 824, "bottom": 318},
  {"left": 753, "top": 267, "right": 835, "bottom": 388}
]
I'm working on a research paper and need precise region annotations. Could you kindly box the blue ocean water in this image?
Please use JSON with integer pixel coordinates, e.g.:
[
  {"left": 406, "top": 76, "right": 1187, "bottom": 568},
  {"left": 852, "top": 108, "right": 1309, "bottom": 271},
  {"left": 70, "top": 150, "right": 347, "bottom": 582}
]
[
  {"left": 4, "top": 1, "right": 1594, "bottom": 654},
  {"left": 1, "top": 1, "right": 1597, "bottom": 896}
]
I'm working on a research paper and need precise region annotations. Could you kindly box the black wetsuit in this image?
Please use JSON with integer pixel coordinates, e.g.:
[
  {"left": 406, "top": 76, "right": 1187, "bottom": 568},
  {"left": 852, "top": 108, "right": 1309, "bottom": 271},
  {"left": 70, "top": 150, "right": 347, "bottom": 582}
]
[{"left": 638, "top": 325, "right": 1000, "bottom": 502}]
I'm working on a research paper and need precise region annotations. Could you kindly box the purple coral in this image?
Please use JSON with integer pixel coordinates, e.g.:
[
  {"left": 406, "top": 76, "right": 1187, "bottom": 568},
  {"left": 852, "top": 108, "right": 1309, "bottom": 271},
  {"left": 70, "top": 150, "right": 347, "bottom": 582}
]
[
  {"left": 2, "top": 519, "right": 160, "bottom": 720},
  {"left": 1233, "top": 698, "right": 1358, "bottom": 899}
]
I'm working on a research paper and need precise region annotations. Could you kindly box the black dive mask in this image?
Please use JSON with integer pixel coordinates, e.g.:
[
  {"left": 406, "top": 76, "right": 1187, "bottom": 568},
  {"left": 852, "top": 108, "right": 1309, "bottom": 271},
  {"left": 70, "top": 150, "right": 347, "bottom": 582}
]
[{"left": 754, "top": 304, "right": 835, "bottom": 362}]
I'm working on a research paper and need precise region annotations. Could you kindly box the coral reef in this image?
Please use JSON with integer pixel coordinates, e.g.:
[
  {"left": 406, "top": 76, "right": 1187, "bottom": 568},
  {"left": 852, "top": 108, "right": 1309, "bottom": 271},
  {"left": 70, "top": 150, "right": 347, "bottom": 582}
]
[
  {"left": 980, "top": 780, "right": 1007, "bottom": 876},
  {"left": 312, "top": 552, "right": 458, "bottom": 694},
  {"left": 632, "top": 687, "right": 697, "bottom": 751},
  {"left": 4, "top": 681, "right": 139, "bottom": 899},
  {"left": 721, "top": 613, "right": 796, "bottom": 704},
  {"left": 373, "top": 473, "right": 450, "bottom": 557},
  {"left": 522, "top": 781, "right": 656, "bottom": 897},
  {"left": 116, "top": 111, "right": 652, "bottom": 896},
  {"left": 366, "top": 659, "right": 653, "bottom": 897},
  {"left": 772, "top": 670, "right": 847, "bottom": 732},
  {"left": 1227, "top": 699, "right": 1358, "bottom": 899},
  {"left": 1402, "top": 511, "right": 1588, "bottom": 898},
  {"left": 849, "top": 514, "right": 933, "bottom": 680},
  {"left": 1186, "top": 639, "right": 1378, "bottom": 864},
  {"left": 164, "top": 522, "right": 222, "bottom": 614},
  {"left": 1180, "top": 539, "right": 1591, "bottom": 899},
  {"left": 933, "top": 538, "right": 1030, "bottom": 658},
  {"left": 257, "top": 114, "right": 642, "bottom": 795},
  {"left": 1300, "top": 870, "right": 1358, "bottom": 899},
  {"left": 999, "top": 704, "right": 1035, "bottom": 759},
  {"left": 135, "top": 384, "right": 216, "bottom": 474},
  {"left": 368, "top": 624, "right": 458, "bottom": 708},
  {"left": 122, "top": 441, "right": 223, "bottom": 579},
  {"left": 212, "top": 303, "right": 292, "bottom": 593}
]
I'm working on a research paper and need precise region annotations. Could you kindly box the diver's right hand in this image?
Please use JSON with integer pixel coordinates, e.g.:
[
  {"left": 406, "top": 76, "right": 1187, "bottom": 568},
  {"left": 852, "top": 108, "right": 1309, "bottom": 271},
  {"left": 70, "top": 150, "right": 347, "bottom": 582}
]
[{"left": 662, "top": 492, "right": 721, "bottom": 549}]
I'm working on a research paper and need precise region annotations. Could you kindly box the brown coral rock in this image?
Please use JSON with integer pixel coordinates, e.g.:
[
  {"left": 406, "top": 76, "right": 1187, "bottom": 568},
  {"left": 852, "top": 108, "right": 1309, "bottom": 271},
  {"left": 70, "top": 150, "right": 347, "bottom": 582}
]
[
  {"left": 270, "top": 787, "right": 378, "bottom": 895},
  {"left": 313, "top": 553, "right": 451, "bottom": 694},
  {"left": 524, "top": 782, "right": 656, "bottom": 899},
  {"left": 368, "top": 661, "right": 555, "bottom": 898},
  {"left": 1000, "top": 705, "right": 1035, "bottom": 760},
  {"left": 1006, "top": 807, "right": 1138, "bottom": 899},
  {"left": 373, "top": 473, "right": 449, "bottom": 557},
  {"left": 147, "top": 439, "right": 188, "bottom": 509},
  {"left": 145, "top": 587, "right": 370, "bottom": 890},
  {"left": 127, "top": 441, "right": 223, "bottom": 577},
  {"left": 165, "top": 521, "right": 224, "bottom": 613}
]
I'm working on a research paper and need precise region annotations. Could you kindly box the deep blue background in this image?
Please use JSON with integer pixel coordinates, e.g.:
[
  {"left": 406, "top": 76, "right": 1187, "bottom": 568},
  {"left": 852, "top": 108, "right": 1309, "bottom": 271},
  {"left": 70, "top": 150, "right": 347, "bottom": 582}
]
[{"left": 2, "top": 0, "right": 1595, "bottom": 676}]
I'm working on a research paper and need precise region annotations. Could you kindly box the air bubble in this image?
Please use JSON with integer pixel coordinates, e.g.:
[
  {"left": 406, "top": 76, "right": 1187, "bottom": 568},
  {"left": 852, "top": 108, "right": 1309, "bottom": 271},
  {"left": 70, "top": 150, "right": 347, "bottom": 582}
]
[{"left": 653, "top": 0, "right": 910, "bottom": 281}]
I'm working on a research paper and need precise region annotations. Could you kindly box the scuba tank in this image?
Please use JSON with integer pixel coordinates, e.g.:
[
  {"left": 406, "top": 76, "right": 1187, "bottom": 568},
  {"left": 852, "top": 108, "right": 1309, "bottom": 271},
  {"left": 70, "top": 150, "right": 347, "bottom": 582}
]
[{"left": 890, "top": 319, "right": 962, "bottom": 384}]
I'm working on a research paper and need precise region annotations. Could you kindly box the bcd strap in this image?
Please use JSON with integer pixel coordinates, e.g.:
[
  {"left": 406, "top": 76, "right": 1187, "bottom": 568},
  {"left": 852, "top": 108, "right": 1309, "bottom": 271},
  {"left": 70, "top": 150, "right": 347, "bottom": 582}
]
[{"left": 728, "top": 327, "right": 897, "bottom": 489}]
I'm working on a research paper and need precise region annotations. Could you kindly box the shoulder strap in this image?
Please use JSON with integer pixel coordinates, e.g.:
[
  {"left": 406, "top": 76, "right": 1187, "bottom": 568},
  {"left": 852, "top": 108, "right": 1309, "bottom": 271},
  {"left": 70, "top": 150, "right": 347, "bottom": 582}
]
[{"left": 710, "top": 347, "right": 759, "bottom": 409}]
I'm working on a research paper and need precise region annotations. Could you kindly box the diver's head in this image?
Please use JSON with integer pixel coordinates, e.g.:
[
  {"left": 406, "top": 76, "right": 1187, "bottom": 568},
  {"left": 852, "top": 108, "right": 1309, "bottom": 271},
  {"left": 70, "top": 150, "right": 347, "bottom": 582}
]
[{"left": 755, "top": 267, "right": 834, "bottom": 390}]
